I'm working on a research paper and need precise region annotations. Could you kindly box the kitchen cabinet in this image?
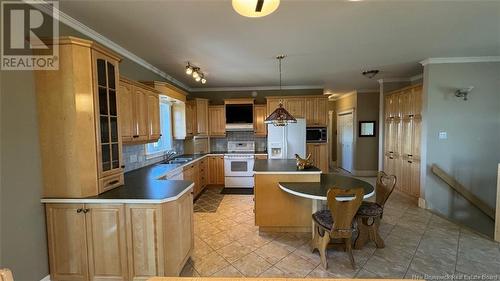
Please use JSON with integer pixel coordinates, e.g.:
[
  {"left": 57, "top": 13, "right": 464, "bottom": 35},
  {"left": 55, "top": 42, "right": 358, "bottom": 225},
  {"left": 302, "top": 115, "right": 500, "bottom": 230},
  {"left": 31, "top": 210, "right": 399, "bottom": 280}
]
[
  {"left": 255, "top": 154, "right": 268, "bottom": 160},
  {"left": 147, "top": 92, "right": 161, "bottom": 141},
  {"left": 199, "top": 158, "right": 208, "bottom": 189},
  {"left": 119, "top": 78, "right": 161, "bottom": 144},
  {"left": 46, "top": 203, "right": 128, "bottom": 281},
  {"left": 253, "top": 104, "right": 267, "bottom": 137},
  {"left": 208, "top": 156, "right": 224, "bottom": 185},
  {"left": 285, "top": 97, "right": 306, "bottom": 118},
  {"left": 184, "top": 162, "right": 202, "bottom": 197},
  {"left": 266, "top": 98, "right": 283, "bottom": 116},
  {"left": 383, "top": 84, "right": 422, "bottom": 197},
  {"left": 34, "top": 37, "right": 123, "bottom": 198},
  {"left": 306, "top": 143, "right": 329, "bottom": 173},
  {"left": 185, "top": 101, "right": 194, "bottom": 137},
  {"left": 208, "top": 105, "right": 226, "bottom": 137},
  {"left": 305, "top": 97, "right": 328, "bottom": 127}
]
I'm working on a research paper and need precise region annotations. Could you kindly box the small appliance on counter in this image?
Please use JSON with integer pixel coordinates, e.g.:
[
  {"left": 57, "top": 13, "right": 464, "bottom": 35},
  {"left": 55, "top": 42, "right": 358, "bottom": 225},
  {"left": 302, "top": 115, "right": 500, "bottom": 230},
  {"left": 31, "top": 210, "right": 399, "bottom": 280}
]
[
  {"left": 267, "top": 118, "right": 306, "bottom": 159},
  {"left": 306, "top": 127, "right": 327, "bottom": 143},
  {"left": 224, "top": 141, "right": 255, "bottom": 188}
]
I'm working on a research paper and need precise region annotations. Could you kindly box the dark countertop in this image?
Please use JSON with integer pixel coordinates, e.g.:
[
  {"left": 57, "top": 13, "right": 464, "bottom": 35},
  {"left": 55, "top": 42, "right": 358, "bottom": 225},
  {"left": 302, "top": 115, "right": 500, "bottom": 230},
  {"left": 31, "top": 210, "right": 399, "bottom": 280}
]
[
  {"left": 253, "top": 159, "right": 321, "bottom": 173},
  {"left": 210, "top": 151, "right": 268, "bottom": 154},
  {"left": 279, "top": 174, "right": 375, "bottom": 200}
]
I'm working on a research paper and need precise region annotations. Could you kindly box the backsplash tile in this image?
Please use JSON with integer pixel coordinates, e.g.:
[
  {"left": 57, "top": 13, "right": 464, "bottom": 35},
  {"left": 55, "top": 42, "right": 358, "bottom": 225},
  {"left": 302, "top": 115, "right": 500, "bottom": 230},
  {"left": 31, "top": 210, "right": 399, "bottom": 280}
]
[
  {"left": 123, "top": 140, "right": 184, "bottom": 172},
  {"left": 210, "top": 131, "right": 267, "bottom": 152}
]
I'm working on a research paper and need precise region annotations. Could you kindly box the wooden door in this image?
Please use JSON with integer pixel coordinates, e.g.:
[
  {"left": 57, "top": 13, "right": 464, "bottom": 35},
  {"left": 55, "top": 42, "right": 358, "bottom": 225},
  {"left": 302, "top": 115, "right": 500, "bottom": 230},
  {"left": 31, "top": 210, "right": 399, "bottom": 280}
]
[
  {"left": 400, "top": 157, "right": 412, "bottom": 195},
  {"left": 85, "top": 204, "right": 128, "bottom": 281},
  {"left": 185, "top": 102, "right": 193, "bottom": 137},
  {"left": 209, "top": 105, "right": 226, "bottom": 136},
  {"left": 305, "top": 98, "right": 316, "bottom": 126},
  {"left": 307, "top": 144, "right": 328, "bottom": 173},
  {"left": 409, "top": 159, "right": 421, "bottom": 197},
  {"left": 200, "top": 158, "right": 208, "bottom": 189},
  {"left": 133, "top": 87, "right": 148, "bottom": 142},
  {"left": 208, "top": 156, "right": 217, "bottom": 185},
  {"left": 183, "top": 165, "right": 197, "bottom": 194},
  {"left": 285, "top": 98, "right": 305, "bottom": 118},
  {"left": 400, "top": 118, "right": 413, "bottom": 158},
  {"left": 216, "top": 156, "right": 225, "bottom": 185},
  {"left": 400, "top": 90, "right": 411, "bottom": 117},
  {"left": 316, "top": 98, "right": 328, "bottom": 126},
  {"left": 147, "top": 92, "right": 161, "bottom": 141},
  {"left": 92, "top": 51, "right": 123, "bottom": 177},
  {"left": 196, "top": 99, "right": 209, "bottom": 136},
  {"left": 411, "top": 117, "right": 422, "bottom": 159},
  {"left": 46, "top": 204, "right": 88, "bottom": 281},
  {"left": 118, "top": 80, "right": 134, "bottom": 142},
  {"left": 125, "top": 204, "right": 164, "bottom": 281},
  {"left": 253, "top": 105, "right": 267, "bottom": 137},
  {"left": 163, "top": 191, "right": 194, "bottom": 276},
  {"left": 411, "top": 86, "right": 422, "bottom": 117}
]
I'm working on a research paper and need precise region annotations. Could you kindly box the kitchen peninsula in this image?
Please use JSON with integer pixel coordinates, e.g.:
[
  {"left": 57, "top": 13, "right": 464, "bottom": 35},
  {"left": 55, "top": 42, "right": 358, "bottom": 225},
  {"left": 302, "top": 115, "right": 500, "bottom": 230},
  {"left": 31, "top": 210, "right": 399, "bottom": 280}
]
[{"left": 253, "top": 159, "right": 322, "bottom": 233}]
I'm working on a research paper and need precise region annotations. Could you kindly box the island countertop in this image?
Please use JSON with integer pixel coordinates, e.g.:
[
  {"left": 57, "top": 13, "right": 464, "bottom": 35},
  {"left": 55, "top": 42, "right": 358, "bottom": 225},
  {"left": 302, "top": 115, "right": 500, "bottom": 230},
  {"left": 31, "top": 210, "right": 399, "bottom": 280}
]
[{"left": 253, "top": 159, "right": 322, "bottom": 174}]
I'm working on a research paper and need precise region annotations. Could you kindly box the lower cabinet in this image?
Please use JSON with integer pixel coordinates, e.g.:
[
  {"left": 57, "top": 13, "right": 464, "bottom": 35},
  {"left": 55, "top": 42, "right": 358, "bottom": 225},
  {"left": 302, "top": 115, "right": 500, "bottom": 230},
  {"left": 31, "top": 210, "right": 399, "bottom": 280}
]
[
  {"left": 208, "top": 156, "right": 224, "bottom": 185},
  {"left": 46, "top": 204, "right": 128, "bottom": 281},
  {"left": 45, "top": 192, "right": 193, "bottom": 281},
  {"left": 306, "top": 143, "right": 329, "bottom": 173}
]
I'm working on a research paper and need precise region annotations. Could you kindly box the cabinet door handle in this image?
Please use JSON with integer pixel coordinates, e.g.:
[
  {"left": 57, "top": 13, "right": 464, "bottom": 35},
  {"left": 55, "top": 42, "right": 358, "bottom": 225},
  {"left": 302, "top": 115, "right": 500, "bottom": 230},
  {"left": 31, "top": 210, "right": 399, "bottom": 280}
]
[
  {"left": 408, "top": 161, "right": 413, "bottom": 163},
  {"left": 83, "top": 208, "right": 90, "bottom": 213},
  {"left": 108, "top": 180, "right": 119, "bottom": 185},
  {"left": 408, "top": 154, "right": 413, "bottom": 157},
  {"left": 76, "top": 208, "right": 83, "bottom": 213},
  {"left": 133, "top": 135, "right": 139, "bottom": 138}
]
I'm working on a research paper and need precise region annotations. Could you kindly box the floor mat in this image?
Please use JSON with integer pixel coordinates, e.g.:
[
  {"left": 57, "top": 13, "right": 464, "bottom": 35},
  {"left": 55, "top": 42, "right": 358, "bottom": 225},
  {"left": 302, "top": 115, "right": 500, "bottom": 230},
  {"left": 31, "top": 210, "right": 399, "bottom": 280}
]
[{"left": 193, "top": 187, "right": 224, "bottom": 212}]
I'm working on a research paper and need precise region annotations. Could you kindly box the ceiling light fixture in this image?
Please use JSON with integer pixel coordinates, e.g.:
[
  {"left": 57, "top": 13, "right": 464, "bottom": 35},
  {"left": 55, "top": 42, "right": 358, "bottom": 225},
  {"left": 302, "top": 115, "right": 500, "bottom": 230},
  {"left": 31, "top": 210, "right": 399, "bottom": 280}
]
[
  {"left": 185, "top": 62, "right": 207, "bottom": 84},
  {"left": 232, "top": 0, "right": 280, "bottom": 18},
  {"left": 264, "top": 55, "right": 297, "bottom": 127},
  {"left": 362, "top": 69, "right": 380, "bottom": 79}
]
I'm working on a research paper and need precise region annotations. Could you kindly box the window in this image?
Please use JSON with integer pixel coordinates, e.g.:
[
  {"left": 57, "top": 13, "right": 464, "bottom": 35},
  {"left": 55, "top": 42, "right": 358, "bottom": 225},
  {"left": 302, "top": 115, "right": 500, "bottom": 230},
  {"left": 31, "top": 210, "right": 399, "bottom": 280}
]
[{"left": 146, "top": 97, "right": 172, "bottom": 157}]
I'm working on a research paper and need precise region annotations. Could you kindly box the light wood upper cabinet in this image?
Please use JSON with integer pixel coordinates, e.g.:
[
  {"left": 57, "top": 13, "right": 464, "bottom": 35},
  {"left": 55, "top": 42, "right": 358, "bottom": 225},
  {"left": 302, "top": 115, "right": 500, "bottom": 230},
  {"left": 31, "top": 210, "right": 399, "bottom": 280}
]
[
  {"left": 305, "top": 97, "right": 328, "bottom": 127},
  {"left": 46, "top": 204, "right": 88, "bottom": 281},
  {"left": 46, "top": 203, "right": 128, "bottom": 281},
  {"left": 118, "top": 78, "right": 161, "bottom": 144},
  {"left": 195, "top": 99, "right": 209, "bottom": 136},
  {"left": 267, "top": 98, "right": 282, "bottom": 116},
  {"left": 306, "top": 143, "right": 328, "bottom": 173},
  {"left": 208, "top": 105, "right": 226, "bottom": 137},
  {"left": 35, "top": 37, "right": 123, "bottom": 198},
  {"left": 286, "top": 97, "right": 305, "bottom": 118},
  {"left": 147, "top": 92, "right": 161, "bottom": 141},
  {"left": 253, "top": 105, "right": 267, "bottom": 137},
  {"left": 185, "top": 101, "right": 194, "bottom": 137},
  {"left": 85, "top": 204, "right": 128, "bottom": 281},
  {"left": 118, "top": 81, "right": 134, "bottom": 142}
]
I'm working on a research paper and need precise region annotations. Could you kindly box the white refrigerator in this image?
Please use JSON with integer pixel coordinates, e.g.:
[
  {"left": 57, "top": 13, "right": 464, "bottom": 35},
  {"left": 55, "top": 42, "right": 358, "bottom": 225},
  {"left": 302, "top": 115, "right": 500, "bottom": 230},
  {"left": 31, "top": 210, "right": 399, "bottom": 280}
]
[{"left": 267, "top": 118, "right": 306, "bottom": 159}]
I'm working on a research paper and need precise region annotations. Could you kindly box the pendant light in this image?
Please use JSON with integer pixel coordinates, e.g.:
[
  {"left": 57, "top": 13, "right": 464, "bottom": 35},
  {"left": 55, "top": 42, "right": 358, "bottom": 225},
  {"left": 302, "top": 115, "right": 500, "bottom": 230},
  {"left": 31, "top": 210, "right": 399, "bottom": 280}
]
[
  {"left": 232, "top": 0, "right": 280, "bottom": 18},
  {"left": 264, "top": 55, "right": 297, "bottom": 127}
]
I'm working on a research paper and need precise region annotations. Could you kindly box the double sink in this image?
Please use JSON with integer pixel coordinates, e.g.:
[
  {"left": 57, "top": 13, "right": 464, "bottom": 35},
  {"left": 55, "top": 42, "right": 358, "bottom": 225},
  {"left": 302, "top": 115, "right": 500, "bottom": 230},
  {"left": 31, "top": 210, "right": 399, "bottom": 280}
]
[{"left": 163, "top": 157, "right": 194, "bottom": 165}]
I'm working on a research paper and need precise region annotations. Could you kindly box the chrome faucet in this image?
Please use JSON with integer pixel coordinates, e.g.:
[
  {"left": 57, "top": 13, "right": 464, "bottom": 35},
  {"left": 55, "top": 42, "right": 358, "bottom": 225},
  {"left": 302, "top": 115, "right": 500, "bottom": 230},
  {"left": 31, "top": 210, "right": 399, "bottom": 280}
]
[{"left": 163, "top": 150, "right": 177, "bottom": 162}]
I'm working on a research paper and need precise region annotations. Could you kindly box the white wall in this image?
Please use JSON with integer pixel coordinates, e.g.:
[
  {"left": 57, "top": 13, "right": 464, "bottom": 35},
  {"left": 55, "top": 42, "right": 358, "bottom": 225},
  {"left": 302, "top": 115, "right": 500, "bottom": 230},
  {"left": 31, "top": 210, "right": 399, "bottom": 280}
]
[{"left": 422, "top": 61, "right": 500, "bottom": 237}]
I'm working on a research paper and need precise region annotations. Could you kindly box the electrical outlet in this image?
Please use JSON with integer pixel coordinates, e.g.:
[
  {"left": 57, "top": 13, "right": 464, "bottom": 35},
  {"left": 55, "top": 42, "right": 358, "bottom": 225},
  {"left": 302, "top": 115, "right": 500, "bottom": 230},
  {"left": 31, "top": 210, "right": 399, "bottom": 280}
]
[
  {"left": 438, "top": 131, "right": 448, "bottom": 140},
  {"left": 129, "top": 155, "right": 138, "bottom": 163}
]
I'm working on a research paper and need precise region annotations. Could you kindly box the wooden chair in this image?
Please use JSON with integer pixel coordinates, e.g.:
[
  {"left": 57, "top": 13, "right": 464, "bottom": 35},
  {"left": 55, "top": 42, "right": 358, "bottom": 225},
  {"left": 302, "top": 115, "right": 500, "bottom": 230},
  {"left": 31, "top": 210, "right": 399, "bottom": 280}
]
[
  {"left": 0, "top": 269, "right": 14, "bottom": 281},
  {"left": 311, "top": 188, "right": 364, "bottom": 269},
  {"left": 354, "top": 171, "right": 397, "bottom": 249}
]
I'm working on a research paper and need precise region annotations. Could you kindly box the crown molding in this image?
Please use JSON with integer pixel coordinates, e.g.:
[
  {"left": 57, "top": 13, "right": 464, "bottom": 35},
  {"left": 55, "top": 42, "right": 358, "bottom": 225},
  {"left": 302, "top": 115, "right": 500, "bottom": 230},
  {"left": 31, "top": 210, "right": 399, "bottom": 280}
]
[
  {"left": 420, "top": 56, "right": 500, "bottom": 66},
  {"left": 377, "top": 78, "right": 411, "bottom": 84},
  {"left": 29, "top": 0, "right": 190, "bottom": 91},
  {"left": 189, "top": 85, "right": 324, "bottom": 92},
  {"left": 356, "top": 88, "right": 379, "bottom": 93},
  {"left": 410, "top": 73, "right": 423, "bottom": 82}
]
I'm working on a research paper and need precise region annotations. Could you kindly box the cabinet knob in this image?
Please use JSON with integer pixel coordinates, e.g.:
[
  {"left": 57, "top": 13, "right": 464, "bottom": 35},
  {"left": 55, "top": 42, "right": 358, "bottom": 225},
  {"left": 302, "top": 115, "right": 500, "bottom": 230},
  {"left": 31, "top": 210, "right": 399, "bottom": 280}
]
[
  {"left": 76, "top": 208, "right": 83, "bottom": 213},
  {"left": 83, "top": 208, "right": 90, "bottom": 213}
]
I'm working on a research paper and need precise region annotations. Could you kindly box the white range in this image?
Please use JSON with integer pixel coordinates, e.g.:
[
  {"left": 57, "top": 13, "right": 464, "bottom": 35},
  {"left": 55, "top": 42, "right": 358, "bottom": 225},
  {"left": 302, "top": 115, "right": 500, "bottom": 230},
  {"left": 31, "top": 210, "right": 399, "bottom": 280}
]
[{"left": 224, "top": 141, "right": 255, "bottom": 188}]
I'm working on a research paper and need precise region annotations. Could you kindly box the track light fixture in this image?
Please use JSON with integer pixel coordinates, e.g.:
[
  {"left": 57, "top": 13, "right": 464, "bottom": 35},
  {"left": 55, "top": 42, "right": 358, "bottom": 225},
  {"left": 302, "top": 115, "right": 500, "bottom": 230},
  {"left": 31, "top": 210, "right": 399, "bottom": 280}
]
[{"left": 185, "top": 62, "right": 207, "bottom": 84}]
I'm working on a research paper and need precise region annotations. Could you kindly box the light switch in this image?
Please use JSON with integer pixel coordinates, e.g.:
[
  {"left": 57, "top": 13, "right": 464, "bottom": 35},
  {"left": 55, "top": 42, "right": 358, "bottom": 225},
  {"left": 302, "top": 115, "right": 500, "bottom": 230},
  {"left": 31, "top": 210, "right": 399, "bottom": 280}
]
[
  {"left": 130, "top": 154, "right": 138, "bottom": 163},
  {"left": 438, "top": 131, "right": 447, "bottom": 140}
]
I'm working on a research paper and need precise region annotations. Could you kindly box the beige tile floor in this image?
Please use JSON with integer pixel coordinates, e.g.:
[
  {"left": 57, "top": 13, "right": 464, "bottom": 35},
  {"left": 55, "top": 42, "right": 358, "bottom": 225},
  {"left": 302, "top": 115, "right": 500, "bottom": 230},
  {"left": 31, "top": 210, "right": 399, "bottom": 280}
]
[{"left": 182, "top": 182, "right": 500, "bottom": 279}]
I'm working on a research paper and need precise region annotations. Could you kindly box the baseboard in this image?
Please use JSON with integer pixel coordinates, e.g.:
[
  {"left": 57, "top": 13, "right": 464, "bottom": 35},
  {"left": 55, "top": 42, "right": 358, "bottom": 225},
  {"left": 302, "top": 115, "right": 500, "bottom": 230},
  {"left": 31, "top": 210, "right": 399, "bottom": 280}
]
[
  {"left": 40, "top": 275, "right": 51, "bottom": 281},
  {"left": 418, "top": 197, "right": 426, "bottom": 209},
  {"left": 352, "top": 170, "right": 378, "bottom": 177}
]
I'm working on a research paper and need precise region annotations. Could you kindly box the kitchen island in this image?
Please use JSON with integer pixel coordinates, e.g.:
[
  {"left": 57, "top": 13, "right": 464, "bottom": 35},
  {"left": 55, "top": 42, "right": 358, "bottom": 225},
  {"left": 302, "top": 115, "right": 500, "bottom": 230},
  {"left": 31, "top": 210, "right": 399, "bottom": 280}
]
[
  {"left": 41, "top": 162, "right": 196, "bottom": 281},
  {"left": 253, "top": 159, "right": 322, "bottom": 233}
]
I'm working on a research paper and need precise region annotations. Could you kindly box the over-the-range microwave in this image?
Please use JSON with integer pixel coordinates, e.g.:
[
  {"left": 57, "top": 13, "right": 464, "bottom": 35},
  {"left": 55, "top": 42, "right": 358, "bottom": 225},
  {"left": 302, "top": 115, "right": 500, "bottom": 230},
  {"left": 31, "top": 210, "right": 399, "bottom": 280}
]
[{"left": 306, "top": 127, "right": 327, "bottom": 143}]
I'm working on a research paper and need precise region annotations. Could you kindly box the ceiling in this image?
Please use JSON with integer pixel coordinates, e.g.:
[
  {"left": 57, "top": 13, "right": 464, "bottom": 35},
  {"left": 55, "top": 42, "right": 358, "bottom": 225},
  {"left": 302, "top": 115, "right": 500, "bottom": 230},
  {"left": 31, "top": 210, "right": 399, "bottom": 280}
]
[{"left": 58, "top": 1, "right": 500, "bottom": 92}]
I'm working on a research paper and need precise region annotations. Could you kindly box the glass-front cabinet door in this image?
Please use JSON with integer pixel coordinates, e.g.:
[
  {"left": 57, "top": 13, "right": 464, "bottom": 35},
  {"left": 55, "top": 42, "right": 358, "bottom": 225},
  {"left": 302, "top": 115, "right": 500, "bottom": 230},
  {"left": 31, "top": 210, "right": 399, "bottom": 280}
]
[{"left": 93, "top": 50, "right": 122, "bottom": 177}]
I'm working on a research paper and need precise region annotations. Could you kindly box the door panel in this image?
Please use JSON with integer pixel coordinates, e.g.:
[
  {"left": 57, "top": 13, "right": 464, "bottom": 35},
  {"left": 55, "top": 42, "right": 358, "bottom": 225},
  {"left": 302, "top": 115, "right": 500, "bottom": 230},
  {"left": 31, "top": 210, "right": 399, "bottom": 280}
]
[
  {"left": 46, "top": 204, "right": 88, "bottom": 281},
  {"left": 118, "top": 81, "right": 133, "bottom": 142},
  {"left": 86, "top": 204, "right": 128, "bottom": 281}
]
